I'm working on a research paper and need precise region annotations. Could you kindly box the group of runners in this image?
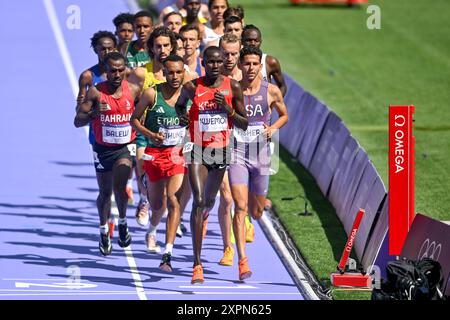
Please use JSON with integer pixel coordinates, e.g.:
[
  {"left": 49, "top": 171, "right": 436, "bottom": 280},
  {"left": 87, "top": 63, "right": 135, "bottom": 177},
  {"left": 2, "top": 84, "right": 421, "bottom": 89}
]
[{"left": 74, "top": 0, "right": 289, "bottom": 284}]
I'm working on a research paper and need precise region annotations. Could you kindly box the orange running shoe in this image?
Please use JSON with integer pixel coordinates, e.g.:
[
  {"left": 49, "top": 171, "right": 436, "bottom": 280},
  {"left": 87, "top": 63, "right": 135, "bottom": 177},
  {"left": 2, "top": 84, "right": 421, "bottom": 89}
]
[
  {"left": 239, "top": 257, "right": 252, "bottom": 281},
  {"left": 202, "top": 218, "right": 208, "bottom": 240},
  {"left": 219, "top": 246, "right": 234, "bottom": 266},
  {"left": 245, "top": 220, "right": 255, "bottom": 243},
  {"left": 191, "top": 265, "right": 204, "bottom": 284},
  {"left": 126, "top": 185, "right": 134, "bottom": 205},
  {"left": 108, "top": 216, "right": 115, "bottom": 239}
]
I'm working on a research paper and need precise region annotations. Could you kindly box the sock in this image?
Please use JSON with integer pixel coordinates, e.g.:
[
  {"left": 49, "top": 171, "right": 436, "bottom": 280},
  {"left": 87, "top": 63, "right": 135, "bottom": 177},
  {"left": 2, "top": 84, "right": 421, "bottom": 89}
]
[
  {"left": 100, "top": 224, "right": 109, "bottom": 235},
  {"left": 148, "top": 223, "right": 158, "bottom": 236},
  {"left": 164, "top": 243, "right": 173, "bottom": 255},
  {"left": 127, "top": 179, "right": 133, "bottom": 187},
  {"left": 118, "top": 217, "right": 127, "bottom": 225},
  {"left": 140, "top": 193, "right": 148, "bottom": 203}
]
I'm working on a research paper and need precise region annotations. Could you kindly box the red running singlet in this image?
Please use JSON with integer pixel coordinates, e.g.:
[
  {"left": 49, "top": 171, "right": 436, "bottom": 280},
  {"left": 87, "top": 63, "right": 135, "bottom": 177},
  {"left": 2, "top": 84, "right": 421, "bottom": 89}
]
[
  {"left": 189, "top": 76, "right": 234, "bottom": 148},
  {"left": 91, "top": 80, "right": 136, "bottom": 147}
]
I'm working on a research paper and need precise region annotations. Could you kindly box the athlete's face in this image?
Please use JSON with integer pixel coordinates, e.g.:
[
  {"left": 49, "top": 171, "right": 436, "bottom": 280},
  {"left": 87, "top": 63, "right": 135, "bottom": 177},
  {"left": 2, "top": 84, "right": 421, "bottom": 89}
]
[
  {"left": 203, "top": 50, "right": 224, "bottom": 79},
  {"left": 242, "top": 30, "right": 262, "bottom": 49},
  {"left": 182, "top": 30, "right": 200, "bottom": 57},
  {"left": 210, "top": 0, "right": 228, "bottom": 23},
  {"left": 220, "top": 41, "right": 240, "bottom": 72},
  {"left": 164, "top": 60, "right": 185, "bottom": 89},
  {"left": 134, "top": 17, "right": 153, "bottom": 43},
  {"left": 224, "top": 22, "right": 243, "bottom": 38},
  {"left": 165, "top": 14, "right": 182, "bottom": 34},
  {"left": 95, "top": 37, "right": 116, "bottom": 62},
  {"left": 240, "top": 54, "right": 262, "bottom": 82},
  {"left": 106, "top": 58, "right": 127, "bottom": 88},
  {"left": 116, "top": 22, "right": 134, "bottom": 44},
  {"left": 153, "top": 36, "right": 173, "bottom": 62},
  {"left": 176, "top": 39, "right": 185, "bottom": 58},
  {"left": 185, "top": 0, "right": 201, "bottom": 17}
]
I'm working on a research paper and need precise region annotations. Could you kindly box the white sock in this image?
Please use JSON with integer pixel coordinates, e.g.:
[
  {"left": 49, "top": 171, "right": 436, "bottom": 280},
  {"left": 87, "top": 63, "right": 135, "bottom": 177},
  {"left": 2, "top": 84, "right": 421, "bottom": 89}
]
[
  {"left": 164, "top": 243, "right": 173, "bottom": 255},
  {"left": 100, "top": 224, "right": 109, "bottom": 235},
  {"left": 127, "top": 179, "right": 133, "bottom": 187},
  {"left": 148, "top": 223, "right": 158, "bottom": 236},
  {"left": 118, "top": 217, "right": 127, "bottom": 225}
]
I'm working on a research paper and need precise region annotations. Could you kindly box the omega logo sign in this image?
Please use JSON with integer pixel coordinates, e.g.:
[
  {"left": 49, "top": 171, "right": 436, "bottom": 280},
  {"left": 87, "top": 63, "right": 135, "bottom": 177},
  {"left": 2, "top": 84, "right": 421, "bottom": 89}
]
[{"left": 417, "top": 238, "right": 442, "bottom": 260}]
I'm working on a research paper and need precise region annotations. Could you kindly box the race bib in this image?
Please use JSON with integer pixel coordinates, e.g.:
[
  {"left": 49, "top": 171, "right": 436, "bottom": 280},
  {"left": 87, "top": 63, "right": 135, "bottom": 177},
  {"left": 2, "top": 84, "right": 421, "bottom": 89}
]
[
  {"left": 102, "top": 124, "right": 132, "bottom": 144},
  {"left": 127, "top": 143, "right": 136, "bottom": 156},
  {"left": 182, "top": 142, "right": 194, "bottom": 154},
  {"left": 159, "top": 126, "right": 186, "bottom": 146},
  {"left": 199, "top": 111, "right": 228, "bottom": 132},
  {"left": 234, "top": 122, "right": 265, "bottom": 143}
]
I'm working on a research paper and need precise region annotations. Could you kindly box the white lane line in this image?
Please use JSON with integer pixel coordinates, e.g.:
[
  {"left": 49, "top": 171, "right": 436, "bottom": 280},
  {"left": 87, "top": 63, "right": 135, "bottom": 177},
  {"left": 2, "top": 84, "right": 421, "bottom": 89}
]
[
  {"left": 179, "top": 285, "right": 258, "bottom": 289},
  {"left": 43, "top": 0, "right": 147, "bottom": 301},
  {"left": 42, "top": 0, "right": 78, "bottom": 97},
  {"left": 0, "top": 291, "right": 301, "bottom": 297}
]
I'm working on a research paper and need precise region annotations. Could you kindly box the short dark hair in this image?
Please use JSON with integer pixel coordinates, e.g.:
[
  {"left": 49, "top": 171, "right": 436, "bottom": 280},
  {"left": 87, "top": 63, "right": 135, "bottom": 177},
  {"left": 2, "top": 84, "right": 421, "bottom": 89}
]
[
  {"left": 90, "top": 30, "right": 117, "bottom": 49},
  {"left": 242, "top": 24, "right": 261, "bottom": 38},
  {"left": 147, "top": 26, "right": 177, "bottom": 59},
  {"left": 224, "top": 16, "right": 242, "bottom": 27},
  {"left": 179, "top": 24, "right": 201, "bottom": 40},
  {"left": 163, "top": 54, "right": 185, "bottom": 66},
  {"left": 133, "top": 10, "right": 153, "bottom": 23},
  {"left": 163, "top": 11, "right": 183, "bottom": 24},
  {"left": 104, "top": 51, "right": 126, "bottom": 65},
  {"left": 174, "top": 32, "right": 185, "bottom": 43},
  {"left": 223, "top": 6, "right": 244, "bottom": 20},
  {"left": 203, "top": 46, "right": 222, "bottom": 60},
  {"left": 239, "top": 46, "right": 262, "bottom": 63},
  {"left": 208, "top": 0, "right": 229, "bottom": 9},
  {"left": 113, "top": 13, "right": 134, "bottom": 28}
]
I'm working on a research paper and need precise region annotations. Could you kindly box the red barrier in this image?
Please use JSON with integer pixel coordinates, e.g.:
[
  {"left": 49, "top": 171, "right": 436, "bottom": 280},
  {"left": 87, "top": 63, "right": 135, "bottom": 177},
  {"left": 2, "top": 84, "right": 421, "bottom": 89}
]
[
  {"left": 389, "top": 105, "right": 415, "bottom": 255},
  {"left": 338, "top": 208, "right": 365, "bottom": 272}
]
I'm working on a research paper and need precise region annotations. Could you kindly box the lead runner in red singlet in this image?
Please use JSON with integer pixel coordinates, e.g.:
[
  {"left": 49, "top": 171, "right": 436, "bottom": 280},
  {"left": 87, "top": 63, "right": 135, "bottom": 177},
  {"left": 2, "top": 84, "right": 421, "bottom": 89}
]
[
  {"left": 175, "top": 46, "right": 248, "bottom": 284},
  {"left": 74, "top": 52, "right": 141, "bottom": 256}
]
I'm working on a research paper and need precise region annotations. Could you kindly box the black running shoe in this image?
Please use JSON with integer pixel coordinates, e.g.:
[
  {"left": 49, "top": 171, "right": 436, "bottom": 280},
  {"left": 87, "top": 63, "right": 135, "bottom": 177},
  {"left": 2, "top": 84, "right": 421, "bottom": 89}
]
[
  {"left": 180, "top": 222, "right": 188, "bottom": 234},
  {"left": 159, "top": 253, "right": 173, "bottom": 272},
  {"left": 118, "top": 223, "right": 132, "bottom": 248},
  {"left": 99, "top": 233, "right": 112, "bottom": 256}
]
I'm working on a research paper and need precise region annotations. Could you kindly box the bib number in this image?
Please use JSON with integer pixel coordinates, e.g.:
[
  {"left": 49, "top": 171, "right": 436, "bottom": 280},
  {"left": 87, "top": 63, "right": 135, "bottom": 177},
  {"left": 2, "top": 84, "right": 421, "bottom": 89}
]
[
  {"left": 127, "top": 143, "right": 136, "bottom": 157},
  {"left": 159, "top": 126, "right": 186, "bottom": 146},
  {"left": 199, "top": 112, "right": 228, "bottom": 132},
  {"left": 234, "top": 123, "right": 265, "bottom": 143},
  {"left": 102, "top": 124, "right": 132, "bottom": 144},
  {"left": 182, "top": 142, "right": 194, "bottom": 154}
]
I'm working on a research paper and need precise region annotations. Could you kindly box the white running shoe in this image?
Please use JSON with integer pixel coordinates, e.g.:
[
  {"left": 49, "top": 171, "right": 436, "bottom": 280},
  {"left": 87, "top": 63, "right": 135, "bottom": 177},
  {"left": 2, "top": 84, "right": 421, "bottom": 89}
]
[
  {"left": 135, "top": 200, "right": 150, "bottom": 226},
  {"left": 176, "top": 224, "right": 183, "bottom": 238},
  {"left": 145, "top": 233, "right": 161, "bottom": 253}
]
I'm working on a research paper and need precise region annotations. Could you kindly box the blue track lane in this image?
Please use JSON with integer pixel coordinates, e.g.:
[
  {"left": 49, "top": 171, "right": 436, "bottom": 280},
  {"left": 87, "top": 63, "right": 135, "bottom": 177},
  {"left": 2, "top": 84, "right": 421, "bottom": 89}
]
[{"left": 0, "top": 0, "right": 304, "bottom": 300}]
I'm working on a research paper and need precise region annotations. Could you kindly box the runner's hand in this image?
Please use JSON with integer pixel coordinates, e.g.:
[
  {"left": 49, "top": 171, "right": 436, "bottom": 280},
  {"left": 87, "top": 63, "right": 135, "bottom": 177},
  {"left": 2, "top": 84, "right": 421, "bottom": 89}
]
[
  {"left": 98, "top": 100, "right": 110, "bottom": 112},
  {"left": 263, "top": 123, "right": 276, "bottom": 140},
  {"left": 214, "top": 91, "right": 230, "bottom": 112},
  {"left": 150, "top": 132, "right": 165, "bottom": 146},
  {"left": 179, "top": 114, "right": 190, "bottom": 127}
]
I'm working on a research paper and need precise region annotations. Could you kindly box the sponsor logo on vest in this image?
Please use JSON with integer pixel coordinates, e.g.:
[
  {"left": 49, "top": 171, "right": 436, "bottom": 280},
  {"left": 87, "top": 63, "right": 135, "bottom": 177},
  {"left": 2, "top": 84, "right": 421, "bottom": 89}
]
[{"left": 155, "top": 106, "right": 165, "bottom": 113}]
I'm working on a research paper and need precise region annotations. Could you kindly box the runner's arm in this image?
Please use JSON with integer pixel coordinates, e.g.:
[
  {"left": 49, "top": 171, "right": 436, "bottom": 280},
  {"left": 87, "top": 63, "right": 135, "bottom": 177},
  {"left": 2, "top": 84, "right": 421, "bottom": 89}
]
[
  {"left": 265, "top": 83, "right": 289, "bottom": 139},
  {"left": 130, "top": 87, "right": 161, "bottom": 143},
  {"left": 76, "top": 70, "right": 93, "bottom": 108},
  {"left": 267, "top": 55, "right": 287, "bottom": 97},
  {"left": 227, "top": 79, "right": 248, "bottom": 130},
  {"left": 175, "top": 81, "right": 196, "bottom": 126},
  {"left": 74, "top": 86, "right": 99, "bottom": 128}
]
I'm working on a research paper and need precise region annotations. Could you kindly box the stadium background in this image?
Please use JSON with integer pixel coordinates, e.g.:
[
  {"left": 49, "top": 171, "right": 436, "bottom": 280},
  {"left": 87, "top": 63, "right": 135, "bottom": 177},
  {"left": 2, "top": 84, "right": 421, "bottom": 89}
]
[{"left": 140, "top": 0, "right": 450, "bottom": 299}]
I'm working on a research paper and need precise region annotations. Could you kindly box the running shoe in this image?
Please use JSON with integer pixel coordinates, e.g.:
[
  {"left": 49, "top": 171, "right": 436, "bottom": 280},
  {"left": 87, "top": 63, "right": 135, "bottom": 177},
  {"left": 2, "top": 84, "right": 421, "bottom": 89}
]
[
  {"left": 180, "top": 222, "right": 188, "bottom": 234},
  {"left": 118, "top": 223, "right": 132, "bottom": 248},
  {"left": 135, "top": 200, "right": 149, "bottom": 226},
  {"left": 238, "top": 257, "right": 252, "bottom": 281},
  {"left": 202, "top": 210, "right": 209, "bottom": 240},
  {"left": 191, "top": 265, "right": 204, "bottom": 284},
  {"left": 126, "top": 184, "right": 134, "bottom": 205},
  {"left": 99, "top": 233, "right": 112, "bottom": 256},
  {"left": 176, "top": 224, "right": 183, "bottom": 238},
  {"left": 108, "top": 215, "right": 115, "bottom": 239},
  {"left": 159, "top": 253, "right": 173, "bottom": 272},
  {"left": 219, "top": 246, "right": 234, "bottom": 266},
  {"left": 245, "top": 219, "right": 255, "bottom": 243},
  {"left": 145, "top": 233, "right": 161, "bottom": 253}
]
